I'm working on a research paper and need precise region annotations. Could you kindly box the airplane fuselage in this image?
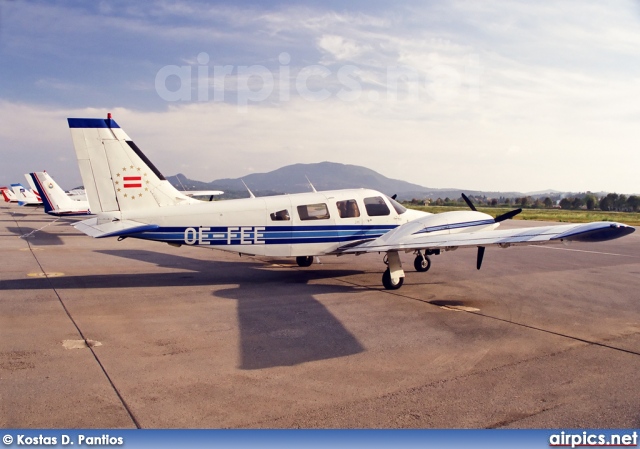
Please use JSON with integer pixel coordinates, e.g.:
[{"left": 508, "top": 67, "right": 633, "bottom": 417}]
[{"left": 117, "top": 188, "right": 429, "bottom": 257}]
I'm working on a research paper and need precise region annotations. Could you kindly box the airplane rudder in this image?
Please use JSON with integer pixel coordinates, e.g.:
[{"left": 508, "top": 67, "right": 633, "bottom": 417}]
[{"left": 30, "top": 173, "right": 54, "bottom": 213}]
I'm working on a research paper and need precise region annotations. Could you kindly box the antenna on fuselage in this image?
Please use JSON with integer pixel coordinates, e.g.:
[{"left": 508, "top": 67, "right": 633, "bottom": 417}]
[
  {"left": 305, "top": 176, "right": 317, "bottom": 193},
  {"left": 176, "top": 174, "right": 188, "bottom": 191},
  {"left": 241, "top": 180, "right": 255, "bottom": 199}
]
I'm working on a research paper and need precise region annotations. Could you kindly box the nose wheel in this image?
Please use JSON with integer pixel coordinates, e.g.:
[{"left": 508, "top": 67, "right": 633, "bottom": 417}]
[
  {"left": 413, "top": 252, "right": 431, "bottom": 272},
  {"left": 296, "top": 256, "right": 314, "bottom": 267}
]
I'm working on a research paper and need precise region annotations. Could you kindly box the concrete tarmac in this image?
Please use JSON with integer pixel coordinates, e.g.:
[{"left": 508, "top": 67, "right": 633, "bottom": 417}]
[{"left": 1, "top": 203, "right": 639, "bottom": 428}]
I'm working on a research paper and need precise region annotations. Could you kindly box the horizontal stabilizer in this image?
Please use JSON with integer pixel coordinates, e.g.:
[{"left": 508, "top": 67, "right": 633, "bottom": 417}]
[{"left": 73, "top": 218, "right": 159, "bottom": 239}]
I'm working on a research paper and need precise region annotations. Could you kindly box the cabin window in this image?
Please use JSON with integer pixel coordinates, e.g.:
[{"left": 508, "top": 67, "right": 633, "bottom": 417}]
[
  {"left": 336, "top": 199, "right": 360, "bottom": 218},
  {"left": 270, "top": 209, "right": 290, "bottom": 221},
  {"left": 386, "top": 196, "right": 407, "bottom": 215},
  {"left": 363, "top": 196, "right": 391, "bottom": 216},
  {"left": 297, "top": 203, "right": 330, "bottom": 220}
]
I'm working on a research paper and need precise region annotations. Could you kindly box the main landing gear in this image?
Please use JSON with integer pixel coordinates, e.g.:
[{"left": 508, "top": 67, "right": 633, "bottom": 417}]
[
  {"left": 382, "top": 268, "right": 404, "bottom": 290},
  {"left": 296, "top": 256, "right": 314, "bottom": 267},
  {"left": 381, "top": 250, "right": 438, "bottom": 290},
  {"left": 382, "top": 251, "right": 404, "bottom": 290}
]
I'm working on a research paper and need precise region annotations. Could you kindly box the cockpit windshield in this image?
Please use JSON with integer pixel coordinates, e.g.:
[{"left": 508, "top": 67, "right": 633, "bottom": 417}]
[{"left": 386, "top": 196, "right": 407, "bottom": 215}]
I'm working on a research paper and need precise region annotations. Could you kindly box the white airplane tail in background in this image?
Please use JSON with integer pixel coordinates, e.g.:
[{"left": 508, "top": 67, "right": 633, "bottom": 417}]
[
  {"left": 24, "top": 173, "right": 39, "bottom": 194},
  {"left": 1, "top": 187, "right": 18, "bottom": 203},
  {"left": 30, "top": 172, "right": 91, "bottom": 216},
  {"left": 68, "top": 115, "right": 196, "bottom": 214},
  {"left": 11, "top": 183, "right": 41, "bottom": 206}
]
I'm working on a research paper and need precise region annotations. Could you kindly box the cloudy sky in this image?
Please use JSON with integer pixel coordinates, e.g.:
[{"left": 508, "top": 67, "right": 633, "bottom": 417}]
[{"left": 1, "top": 0, "right": 638, "bottom": 193}]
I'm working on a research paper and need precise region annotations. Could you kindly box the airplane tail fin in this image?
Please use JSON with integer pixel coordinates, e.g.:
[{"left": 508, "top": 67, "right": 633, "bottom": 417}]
[
  {"left": 24, "top": 174, "right": 41, "bottom": 201},
  {"left": 29, "top": 174, "right": 55, "bottom": 214},
  {"left": 30, "top": 172, "right": 89, "bottom": 215},
  {"left": 1, "top": 187, "right": 16, "bottom": 203},
  {"left": 11, "top": 183, "right": 40, "bottom": 205},
  {"left": 67, "top": 116, "right": 195, "bottom": 214},
  {"left": 24, "top": 173, "right": 39, "bottom": 197}
]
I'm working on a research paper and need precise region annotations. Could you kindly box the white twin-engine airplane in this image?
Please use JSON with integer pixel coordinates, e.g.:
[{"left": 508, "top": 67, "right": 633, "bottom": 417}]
[{"left": 68, "top": 116, "right": 635, "bottom": 290}]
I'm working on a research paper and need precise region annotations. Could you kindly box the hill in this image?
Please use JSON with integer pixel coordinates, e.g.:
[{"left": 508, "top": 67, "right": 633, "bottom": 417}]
[{"left": 167, "top": 162, "right": 556, "bottom": 201}]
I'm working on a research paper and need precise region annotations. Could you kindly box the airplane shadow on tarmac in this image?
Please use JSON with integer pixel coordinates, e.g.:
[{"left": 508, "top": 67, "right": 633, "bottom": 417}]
[
  {"left": 4, "top": 218, "right": 82, "bottom": 245},
  {"left": 0, "top": 248, "right": 366, "bottom": 370},
  {"left": 5, "top": 227, "right": 65, "bottom": 245}
]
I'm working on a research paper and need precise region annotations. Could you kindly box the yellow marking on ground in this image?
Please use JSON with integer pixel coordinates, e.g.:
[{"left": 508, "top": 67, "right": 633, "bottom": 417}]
[
  {"left": 62, "top": 340, "right": 102, "bottom": 350},
  {"left": 440, "top": 305, "right": 481, "bottom": 312},
  {"left": 27, "top": 272, "right": 64, "bottom": 278}
]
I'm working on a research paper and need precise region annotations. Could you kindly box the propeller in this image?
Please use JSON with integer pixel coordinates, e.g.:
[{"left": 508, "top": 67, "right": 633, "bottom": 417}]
[
  {"left": 476, "top": 246, "right": 485, "bottom": 270},
  {"left": 495, "top": 208, "right": 522, "bottom": 222},
  {"left": 460, "top": 192, "right": 522, "bottom": 270},
  {"left": 461, "top": 192, "right": 522, "bottom": 222},
  {"left": 461, "top": 193, "right": 476, "bottom": 211}
]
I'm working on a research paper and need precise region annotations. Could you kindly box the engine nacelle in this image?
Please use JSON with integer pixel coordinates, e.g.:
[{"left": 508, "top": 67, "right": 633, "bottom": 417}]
[{"left": 375, "top": 210, "right": 498, "bottom": 246}]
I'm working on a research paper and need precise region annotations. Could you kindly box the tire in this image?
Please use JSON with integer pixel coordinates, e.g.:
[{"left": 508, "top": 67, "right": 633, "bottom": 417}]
[
  {"left": 413, "top": 254, "right": 431, "bottom": 272},
  {"left": 382, "top": 268, "right": 404, "bottom": 290},
  {"left": 296, "top": 256, "right": 314, "bottom": 267}
]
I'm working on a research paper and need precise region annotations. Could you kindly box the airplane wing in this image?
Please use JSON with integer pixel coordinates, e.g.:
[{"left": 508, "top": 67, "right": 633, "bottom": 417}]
[
  {"left": 73, "top": 217, "right": 159, "bottom": 238},
  {"left": 339, "top": 220, "right": 635, "bottom": 254}
]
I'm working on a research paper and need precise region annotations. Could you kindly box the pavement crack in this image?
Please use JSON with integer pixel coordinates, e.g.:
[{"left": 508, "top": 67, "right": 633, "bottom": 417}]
[
  {"left": 10, "top": 216, "right": 141, "bottom": 429},
  {"left": 486, "top": 404, "right": 560, "bottom": 429}
]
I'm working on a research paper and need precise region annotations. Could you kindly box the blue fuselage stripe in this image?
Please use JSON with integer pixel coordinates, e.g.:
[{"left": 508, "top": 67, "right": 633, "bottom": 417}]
[{"left": 129, "top": 225, "right": 396, "bottom": 245}]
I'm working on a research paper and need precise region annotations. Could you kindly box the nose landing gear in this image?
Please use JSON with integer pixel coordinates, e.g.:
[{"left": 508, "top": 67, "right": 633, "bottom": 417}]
[
  {"left": 413, "top": 251, "right": 431, "bottom": 272},
  {"left": 296, "top": 256, "right": 314, "bottom": 267}
]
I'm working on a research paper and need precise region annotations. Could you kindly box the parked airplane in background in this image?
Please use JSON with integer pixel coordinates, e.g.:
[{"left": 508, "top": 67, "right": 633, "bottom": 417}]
[
  {"left": 66, "top": 188, "right": 87, "bottom": 201},
  {"left": 24, "top": 173, "right": 41, "bottom": 196},
  {"left": 11, "top": 183, "right": 42, "bottom": 206},
  {"left": 1, "top": 186, "right": 18, "bottom": 203},
  {"left": 172, "top": 177, "right": 223, "bottom": 201},
  {"left": 183, "top": 190, "right": 224, "bottom": 201},
  {"left": 29, "top": 171, "right": 91, "bottom": 216},
  {"left": 67, "top": 115, "right": 635, "bottom": 290}
]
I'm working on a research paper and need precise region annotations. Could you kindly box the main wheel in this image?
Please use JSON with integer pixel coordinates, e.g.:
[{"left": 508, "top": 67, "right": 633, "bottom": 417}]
[
  {"left": 413, "top": 254, "right": 431, "bottom": 272},
  {"left": 382, "top": 268, "right": 404, "bottom": 290},
  {"left": 296, "top": 256, "right": 314, "bottom": 267}
]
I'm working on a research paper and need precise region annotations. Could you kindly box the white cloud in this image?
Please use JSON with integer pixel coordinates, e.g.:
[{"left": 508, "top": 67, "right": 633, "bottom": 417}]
[
  {"left": 34, "top": 79, "right": 80, "bottom": 91},
  {"left": 2, "top": 1, "right": 640, "bottom": 194},
  {"left": 1, "top": 92, "right": 638, "bottom": 194},
  {"left": 317, "top": 35, "right": 371, "bottom": 62}
]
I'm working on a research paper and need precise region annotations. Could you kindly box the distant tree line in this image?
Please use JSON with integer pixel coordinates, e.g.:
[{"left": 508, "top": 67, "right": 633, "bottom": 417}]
[{"left": 406, "top": 192, "right": 640, "bottom": 212}]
